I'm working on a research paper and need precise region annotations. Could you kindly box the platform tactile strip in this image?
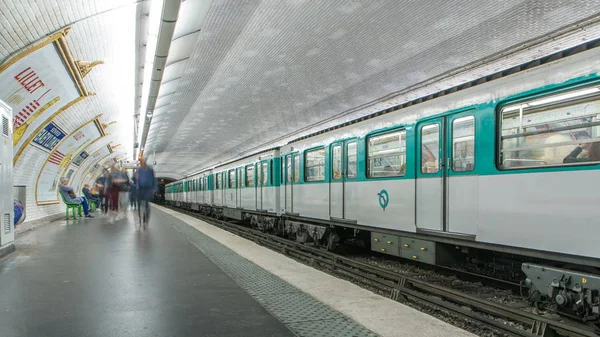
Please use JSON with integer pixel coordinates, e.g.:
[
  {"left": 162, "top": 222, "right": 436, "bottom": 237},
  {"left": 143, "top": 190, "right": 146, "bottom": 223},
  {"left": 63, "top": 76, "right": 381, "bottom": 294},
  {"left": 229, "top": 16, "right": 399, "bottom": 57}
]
[{"left": 157, "top": 209, "right": 379, "bottom": 337}]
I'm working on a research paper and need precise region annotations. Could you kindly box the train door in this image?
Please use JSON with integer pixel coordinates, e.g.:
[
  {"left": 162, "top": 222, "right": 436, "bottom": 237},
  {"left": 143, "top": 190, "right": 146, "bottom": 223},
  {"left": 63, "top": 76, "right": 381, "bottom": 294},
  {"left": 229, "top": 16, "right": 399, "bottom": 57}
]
[
  {"left": 416, "top": 111, "right": 477, "bottom": 234},
  {"left": 236, "top": 168, "right": 242, "bottom": 208},
  {"left": 329, "top": 140, "right": 357, "bottom": 220}
]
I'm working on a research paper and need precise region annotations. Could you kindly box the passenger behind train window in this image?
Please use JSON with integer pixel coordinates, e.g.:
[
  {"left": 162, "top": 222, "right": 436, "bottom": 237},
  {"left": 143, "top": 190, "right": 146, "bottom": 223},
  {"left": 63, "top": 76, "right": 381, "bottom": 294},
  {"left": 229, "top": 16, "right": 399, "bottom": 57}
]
[
  {"left": 499, "top": 86, "right": 600, "bottom": 169},
  {"left": 563, "top": 142, "right": 600, "bottom": 163}
]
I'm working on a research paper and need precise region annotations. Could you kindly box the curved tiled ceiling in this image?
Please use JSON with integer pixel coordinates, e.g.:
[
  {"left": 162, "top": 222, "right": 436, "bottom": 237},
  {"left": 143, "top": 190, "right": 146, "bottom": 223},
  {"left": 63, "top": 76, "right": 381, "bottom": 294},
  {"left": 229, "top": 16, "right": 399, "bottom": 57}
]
[{"left": 142, "top": 0, "right": 600, "bottom": 178}]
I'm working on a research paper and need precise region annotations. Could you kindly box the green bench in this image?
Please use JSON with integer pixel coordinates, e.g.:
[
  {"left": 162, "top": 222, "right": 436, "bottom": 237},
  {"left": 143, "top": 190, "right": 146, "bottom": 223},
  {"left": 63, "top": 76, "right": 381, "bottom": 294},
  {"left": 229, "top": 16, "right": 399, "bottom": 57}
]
[{"left": 59, "top": 192, "right": 83, "bottom": 219}]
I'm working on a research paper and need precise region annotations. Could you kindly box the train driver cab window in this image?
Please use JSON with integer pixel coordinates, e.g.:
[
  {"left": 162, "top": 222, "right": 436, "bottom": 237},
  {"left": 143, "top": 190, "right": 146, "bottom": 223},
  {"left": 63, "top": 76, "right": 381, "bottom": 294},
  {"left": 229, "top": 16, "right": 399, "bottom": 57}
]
[
  {"left": 246, "top": 165, "right": 255, "bottom": 187},
  {"left": 452, "top": 116, "right": 475, "bottom": 172},
  {"left": 368, "top": 130, "right": 406, "bottom": 177},
  {"left": 499, "top": 85, "right": 600, "bottom": 169},
  {"left": 229, "top": 170, "right": 235, "bottom": 188},
  {"left": 305, "top": 148, "right": 325, "bottom": 181}
]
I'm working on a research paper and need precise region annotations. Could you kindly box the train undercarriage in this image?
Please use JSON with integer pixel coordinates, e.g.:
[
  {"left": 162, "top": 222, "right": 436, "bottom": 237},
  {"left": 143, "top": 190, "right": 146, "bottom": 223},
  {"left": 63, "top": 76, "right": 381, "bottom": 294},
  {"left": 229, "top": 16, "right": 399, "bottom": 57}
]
[{"left": 167, "top": 200, "right": 600, "bottom": 323}]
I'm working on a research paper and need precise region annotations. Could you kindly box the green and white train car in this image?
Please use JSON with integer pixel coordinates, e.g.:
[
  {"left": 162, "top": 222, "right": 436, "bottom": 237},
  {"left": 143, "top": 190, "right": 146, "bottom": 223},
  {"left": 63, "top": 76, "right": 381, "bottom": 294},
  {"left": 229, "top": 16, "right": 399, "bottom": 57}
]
[{"left": 166, "top": 43, "right": 600, "bottom": 319}]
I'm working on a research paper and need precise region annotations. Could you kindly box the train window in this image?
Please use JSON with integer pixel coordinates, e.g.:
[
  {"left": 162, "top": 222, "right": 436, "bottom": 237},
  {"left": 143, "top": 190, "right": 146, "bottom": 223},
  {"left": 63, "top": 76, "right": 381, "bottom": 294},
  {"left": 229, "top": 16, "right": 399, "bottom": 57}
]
[
  {"left": 347, "top": 142, "right": 357, "bottom": 178},
  {"left": 499, "top": 86, "right": 600, "bottom": 169},
  {"left": 452, "top": 116, "right": 475, "bottom": 172},
  {"left": 421, "top": 124, "right": 440, "bottom": 174},
  {"left": 332, "top": 145, "right": 342, "bottom": 180},
  {"left": 262, "top": 162, "right": 268, "bottom": 185},
  {"left": 368, "top": 130, "right": 406, "bottom": 177},
  {"left": 305, "top": 148, "right": 325, "bottom": 182},
  {"left": 286, "top": 156, "right": 292, "bottom": 183},
  {"left": 294, "top": 155, "right": 300, "bottom": 183},
  {"left": 229, "top": 170, "right": 235, "bottom": 188},
  {"left": 246, "top": 165, "right": 255, "bottom": 187},
  {"left": 237, "top": 169, "right": 243, "bottom": 188},
  {"left": 270, "top": 159, "right": 273, "bottom": 184},
  {"left": 216, "top": 173, "right": 222, "bottom": 189}
]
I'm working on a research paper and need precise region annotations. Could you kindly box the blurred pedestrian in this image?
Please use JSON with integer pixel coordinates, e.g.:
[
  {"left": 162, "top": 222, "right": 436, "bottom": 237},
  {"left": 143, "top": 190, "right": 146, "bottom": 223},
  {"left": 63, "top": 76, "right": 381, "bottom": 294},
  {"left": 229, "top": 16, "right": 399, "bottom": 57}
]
[
  {"left": 95, "top": 168, "right": 110, "bottom": 214},
  {"left": 107, "top": 164, "right": 127, "bottom": 223},
  {"left": 118, "top": 167, "right": 130, "bottom": 216},
  {"left": 134, "top": 157, "right": 158, "bottom": 226}
]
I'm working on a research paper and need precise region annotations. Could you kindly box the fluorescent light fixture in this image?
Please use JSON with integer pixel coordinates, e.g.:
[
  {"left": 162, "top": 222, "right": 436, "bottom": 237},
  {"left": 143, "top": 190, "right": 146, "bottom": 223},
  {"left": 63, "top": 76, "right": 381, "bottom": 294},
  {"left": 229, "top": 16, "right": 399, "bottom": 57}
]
[
  {"left": 503, "top": 86, "right": 600, "bottom": 112},
  {"left": 137, "top": 0, "right": 165, "bottom": 149}
]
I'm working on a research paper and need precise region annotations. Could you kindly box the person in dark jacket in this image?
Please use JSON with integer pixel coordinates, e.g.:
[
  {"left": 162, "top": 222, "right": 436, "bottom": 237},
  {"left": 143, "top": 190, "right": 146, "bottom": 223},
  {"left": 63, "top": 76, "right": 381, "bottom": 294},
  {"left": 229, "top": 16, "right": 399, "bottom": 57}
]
[
  {"left": 563, "top": 142, "right": 600, "bottom": 163},
  {"left": 95, "top": 168, "right": 110, "bottom": 214},
  {"left": 82, "top": 184, "right": 100, "bottom": 210},
  {"left": 134, "top": 158, "right": 158, "bottom": 226},
  {"left": 129, "top": 179, "right": 138, "bottom": 210}
]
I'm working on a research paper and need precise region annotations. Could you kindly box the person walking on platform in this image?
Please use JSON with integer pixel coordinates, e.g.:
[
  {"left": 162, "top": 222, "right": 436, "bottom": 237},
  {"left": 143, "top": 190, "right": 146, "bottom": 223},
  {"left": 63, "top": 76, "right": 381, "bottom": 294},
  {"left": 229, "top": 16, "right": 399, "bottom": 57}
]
[
  {"left": 134, "top": 158, "right": 158, "bottom": 226},
  {"left": 129, "top": 178, "right": 138, "bottom": 210},
  {"left": 59, "top": 178, "right": 93, "bottom": 218},
  {"left": 95, "top": 168, "right": 110, "bottom": 214},
  {"left": 107, "top": 164, "right": 127, "bottom": 223},
  {"left": 117, "top": 167, "right": 131, "bottom": 215}
]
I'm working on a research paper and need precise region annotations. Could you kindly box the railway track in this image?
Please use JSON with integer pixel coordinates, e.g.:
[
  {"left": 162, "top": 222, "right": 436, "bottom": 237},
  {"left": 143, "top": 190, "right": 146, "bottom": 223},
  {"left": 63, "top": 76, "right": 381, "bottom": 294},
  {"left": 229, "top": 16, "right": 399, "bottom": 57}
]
[{"left": 160, "top": 204, "right": 599, "bottom": 337}]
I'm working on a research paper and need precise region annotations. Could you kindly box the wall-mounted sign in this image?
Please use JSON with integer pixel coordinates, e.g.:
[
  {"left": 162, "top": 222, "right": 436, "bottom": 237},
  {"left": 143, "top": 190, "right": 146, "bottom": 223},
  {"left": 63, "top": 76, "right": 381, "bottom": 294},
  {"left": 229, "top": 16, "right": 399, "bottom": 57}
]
[
  {"left": 0, "top": 43, "right": 80, "bottom": 153},
  {"left": 65, "top": 168, "right": 75, "bottom": 181},
  {"left": 71, "top": 143, "right": 111, "bottom": 194},
  {"left": 36, "top": 119, "right": 103, "bottom": 204},
  {"left": 72, "top": 150, "right": 88, "bottom": 167},
  {"left": 31, "top": 122, "right": 66, "bottom": 151}
]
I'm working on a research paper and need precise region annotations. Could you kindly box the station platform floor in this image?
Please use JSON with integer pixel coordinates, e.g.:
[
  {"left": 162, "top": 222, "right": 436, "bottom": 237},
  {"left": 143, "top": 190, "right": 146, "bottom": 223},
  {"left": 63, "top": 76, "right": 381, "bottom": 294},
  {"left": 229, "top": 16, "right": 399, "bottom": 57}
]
[{"left": 0, "top": 205, "right": 475, "bottom": 337}]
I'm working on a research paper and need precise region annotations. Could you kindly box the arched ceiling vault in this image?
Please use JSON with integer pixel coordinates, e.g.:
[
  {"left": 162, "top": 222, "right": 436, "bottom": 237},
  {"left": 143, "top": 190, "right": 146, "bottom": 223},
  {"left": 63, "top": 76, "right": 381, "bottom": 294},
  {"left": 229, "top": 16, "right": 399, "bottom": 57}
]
[{"left": 141, "top": 0, "right": 600, "bottom": 178}]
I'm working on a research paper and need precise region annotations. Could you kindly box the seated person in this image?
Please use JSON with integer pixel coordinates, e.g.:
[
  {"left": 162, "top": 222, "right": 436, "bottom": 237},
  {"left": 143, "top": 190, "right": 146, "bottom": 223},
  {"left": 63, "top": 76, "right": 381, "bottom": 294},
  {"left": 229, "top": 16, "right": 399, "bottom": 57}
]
[
  {"left": 59, "top": 177, "right": 93, "bottom": 218},
  {"left": 82, "top": 184, "right": 100, "bottom": 209},
  {"left": 563, "top": 142, "right": 600, "bottom": 163}
]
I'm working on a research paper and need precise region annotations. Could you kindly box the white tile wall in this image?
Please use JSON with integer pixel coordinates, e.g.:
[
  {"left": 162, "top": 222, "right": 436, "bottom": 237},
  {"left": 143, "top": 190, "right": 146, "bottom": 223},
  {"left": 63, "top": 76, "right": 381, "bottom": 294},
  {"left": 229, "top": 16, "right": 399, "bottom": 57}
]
[{"left": 3, "top": 1, "right": 138, "bottom": 222}]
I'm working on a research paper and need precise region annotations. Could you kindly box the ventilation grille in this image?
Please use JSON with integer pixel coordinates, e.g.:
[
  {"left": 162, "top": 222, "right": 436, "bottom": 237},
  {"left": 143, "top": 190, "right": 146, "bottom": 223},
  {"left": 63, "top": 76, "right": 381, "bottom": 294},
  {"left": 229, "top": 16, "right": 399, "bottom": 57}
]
[
  {"left": 2, "top": 116, "right": 8, "bottom": 137},
  {"left": 4, "top": 213, "right": 10, "bottom": 234}
]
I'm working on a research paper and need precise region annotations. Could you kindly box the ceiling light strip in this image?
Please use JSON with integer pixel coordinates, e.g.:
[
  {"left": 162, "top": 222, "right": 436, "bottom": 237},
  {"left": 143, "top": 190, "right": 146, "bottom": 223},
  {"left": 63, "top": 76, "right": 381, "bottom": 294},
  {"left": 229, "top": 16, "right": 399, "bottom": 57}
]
[{"left": 137, "top": 0, "right": 182, "bottom": 159}]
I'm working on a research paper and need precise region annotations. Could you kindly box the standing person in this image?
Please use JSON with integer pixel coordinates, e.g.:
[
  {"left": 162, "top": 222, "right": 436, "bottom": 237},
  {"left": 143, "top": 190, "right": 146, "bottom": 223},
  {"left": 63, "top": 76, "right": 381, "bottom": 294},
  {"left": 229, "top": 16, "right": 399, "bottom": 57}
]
[
  {"left": 134, "top": 158, "right": 158, "bottom": 226},
  {"left": 129, "top": 177, "right": 138, "bottom": 210},
  {"left": 118, "top": 167, "right": 130, "bottom": 216},
  {"left": 107, "top": 164, "right": 127, "bottom": 223},
  {"left": 95, "top": 168, "right": 110, "bottom": 214}
]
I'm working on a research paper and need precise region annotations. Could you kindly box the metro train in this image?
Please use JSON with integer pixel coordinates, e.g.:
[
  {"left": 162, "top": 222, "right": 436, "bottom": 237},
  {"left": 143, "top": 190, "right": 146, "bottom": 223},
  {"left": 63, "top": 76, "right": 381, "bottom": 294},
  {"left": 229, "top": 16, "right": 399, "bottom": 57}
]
[{"left": 166, "top": 43, "right": 600, "bottom": 320}]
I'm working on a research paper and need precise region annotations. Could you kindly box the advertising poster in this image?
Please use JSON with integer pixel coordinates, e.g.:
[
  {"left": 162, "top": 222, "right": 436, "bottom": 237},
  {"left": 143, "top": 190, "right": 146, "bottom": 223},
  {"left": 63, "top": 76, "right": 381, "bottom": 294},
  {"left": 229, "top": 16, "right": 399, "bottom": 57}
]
[
  {"left": 0, "top": 42, "right": 80, "bottom": 156},
  {"left": 72, "top": 150, "right": 88, "bottom": 167},
  {"left": 71, "top": 145, "right": 111, "bottom": 193},
  {"left": 36, "top": 120, "right": 102, "bottom": 204},
  {"left": 31, "top": 122, "right": 66, "bottom": 152}
]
